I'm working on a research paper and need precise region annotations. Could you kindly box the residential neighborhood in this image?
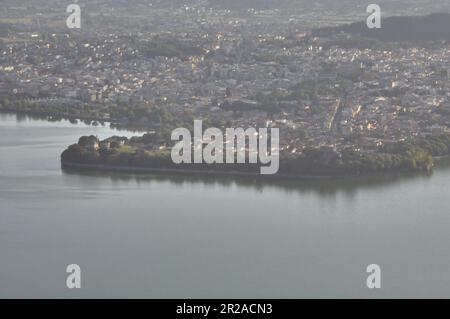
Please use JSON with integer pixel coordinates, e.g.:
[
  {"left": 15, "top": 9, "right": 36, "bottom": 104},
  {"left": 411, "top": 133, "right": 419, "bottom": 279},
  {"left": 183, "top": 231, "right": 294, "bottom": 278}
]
[{"left": 1, "top": 1, "right": 450, "bottom": 159}]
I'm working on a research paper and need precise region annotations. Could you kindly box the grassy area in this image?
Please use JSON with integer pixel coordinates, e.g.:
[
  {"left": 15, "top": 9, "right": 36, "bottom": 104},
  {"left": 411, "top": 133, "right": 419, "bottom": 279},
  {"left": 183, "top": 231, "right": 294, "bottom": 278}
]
[
  {"left": 0, "top": 17, "right": 34, "bottom": 24},
  {"left": 147, "top": 149, "right": 171, "bottom": 157},
  {"left": 0, "top": 37, "right": 38, "bottom": 44},
  {"left": 116, "top": 145, "right": 137, "bottom": 154}
]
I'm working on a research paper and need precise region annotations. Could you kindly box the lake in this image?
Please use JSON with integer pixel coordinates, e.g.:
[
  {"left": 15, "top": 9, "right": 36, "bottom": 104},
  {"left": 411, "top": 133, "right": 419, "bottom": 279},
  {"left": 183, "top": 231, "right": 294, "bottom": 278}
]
[{"left": 1, "top": 113, "right": 450, "bottom": 298}]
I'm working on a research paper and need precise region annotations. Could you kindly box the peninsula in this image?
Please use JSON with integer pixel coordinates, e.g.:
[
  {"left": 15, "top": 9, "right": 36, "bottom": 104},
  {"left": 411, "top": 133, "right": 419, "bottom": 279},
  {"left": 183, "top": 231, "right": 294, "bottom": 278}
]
[{"left": 61, "top": 132, "right": 450, "bottom": 179}]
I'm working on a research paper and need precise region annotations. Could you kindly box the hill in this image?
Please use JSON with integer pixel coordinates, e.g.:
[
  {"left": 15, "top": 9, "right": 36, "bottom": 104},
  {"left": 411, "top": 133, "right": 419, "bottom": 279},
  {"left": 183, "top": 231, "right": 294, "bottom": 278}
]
[{"left": 312, "top": 13, "right": 450, "bottom": 43}]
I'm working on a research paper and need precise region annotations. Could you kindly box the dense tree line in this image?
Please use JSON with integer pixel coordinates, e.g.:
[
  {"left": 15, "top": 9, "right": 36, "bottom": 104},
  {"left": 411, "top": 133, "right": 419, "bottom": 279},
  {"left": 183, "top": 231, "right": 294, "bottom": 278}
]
[{"left": 313, "top": 13, "right": 450, "bottom": 44}]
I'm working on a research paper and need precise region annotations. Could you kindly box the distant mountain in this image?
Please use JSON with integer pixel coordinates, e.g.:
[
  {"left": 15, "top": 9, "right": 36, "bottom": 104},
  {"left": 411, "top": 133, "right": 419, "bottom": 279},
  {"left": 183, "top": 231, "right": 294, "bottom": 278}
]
[
  {"left": 312, "top": 13, "right": 450, "bottom": 43},
  {"left": 207, "top": 0, "right": 293, "bottom": 10}
]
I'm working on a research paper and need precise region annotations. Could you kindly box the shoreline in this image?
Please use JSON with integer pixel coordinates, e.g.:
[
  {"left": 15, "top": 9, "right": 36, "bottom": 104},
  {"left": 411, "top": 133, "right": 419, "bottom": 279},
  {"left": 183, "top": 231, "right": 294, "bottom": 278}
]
[
  {"left": 60, "top": 160, "right": 429, "bottom": 182},
  {"left": 4, "top": 110, "right": 444, "bottom": 182},
  {"left": 0, "top": 110, "right": 153, "bottom": 132},
  {"left": 0, "top": 109, "right": 113, "bottom": 124},
  {"left": 61, "top": 160, "right": 336, "bottom": 180}
]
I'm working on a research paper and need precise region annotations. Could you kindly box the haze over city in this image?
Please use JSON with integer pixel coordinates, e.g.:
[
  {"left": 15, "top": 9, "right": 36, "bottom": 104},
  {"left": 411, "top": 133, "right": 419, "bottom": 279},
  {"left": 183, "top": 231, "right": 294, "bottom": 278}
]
[{"left": 1, "top": 0, "right": 450, "bottom": 302}]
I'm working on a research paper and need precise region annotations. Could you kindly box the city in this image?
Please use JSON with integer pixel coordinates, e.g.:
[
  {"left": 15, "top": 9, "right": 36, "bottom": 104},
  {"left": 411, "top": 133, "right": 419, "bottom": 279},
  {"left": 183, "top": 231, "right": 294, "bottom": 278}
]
[{"left": 2, "top": 2, "right": 450, "bottom": 175}]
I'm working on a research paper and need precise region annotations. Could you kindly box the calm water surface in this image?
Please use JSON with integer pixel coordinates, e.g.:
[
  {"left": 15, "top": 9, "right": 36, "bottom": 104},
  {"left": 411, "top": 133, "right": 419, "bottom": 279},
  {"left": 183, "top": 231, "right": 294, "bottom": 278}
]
[{"left": 1, "top": 113, "right": 450, "bottom": 298}]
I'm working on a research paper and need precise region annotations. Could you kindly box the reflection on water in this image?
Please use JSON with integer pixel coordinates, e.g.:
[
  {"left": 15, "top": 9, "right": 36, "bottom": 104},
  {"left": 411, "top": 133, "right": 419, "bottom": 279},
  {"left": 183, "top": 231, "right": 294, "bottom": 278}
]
[
  {"left": 1, "top": 111, "right": 149, "bottom": 134},
  {"left": 61, "top": 167, "right": 436, "bottom": 196}
]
